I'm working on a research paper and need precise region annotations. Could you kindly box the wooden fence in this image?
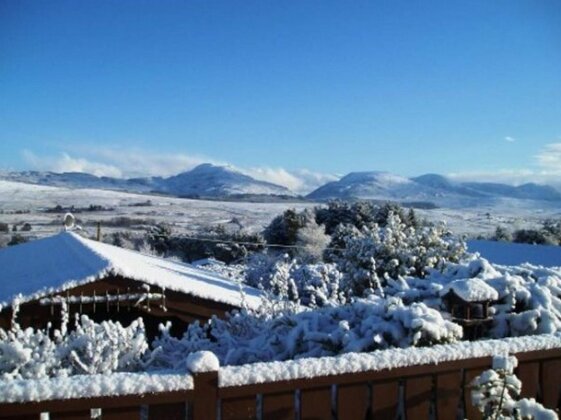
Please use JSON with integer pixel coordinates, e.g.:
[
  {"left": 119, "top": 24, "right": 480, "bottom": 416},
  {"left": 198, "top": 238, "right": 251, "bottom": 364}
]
[{"left": 1, "top": 347, "right": 560, "bottom": 420}]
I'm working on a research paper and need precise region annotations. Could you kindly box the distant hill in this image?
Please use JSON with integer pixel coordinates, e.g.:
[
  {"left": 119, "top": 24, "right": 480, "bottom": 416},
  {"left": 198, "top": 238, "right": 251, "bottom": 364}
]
[
  {"left": 4, "top": 166, "right": 561, "bottom": 208},
  {"left": 307, "top": 171, "right": 561, "bottom": 208},
  {"left": 159, "top": 163, "right": 292, "bottom": 197},
  {"left": 0, "top": 164, "right": 293, "bottom": 199}
]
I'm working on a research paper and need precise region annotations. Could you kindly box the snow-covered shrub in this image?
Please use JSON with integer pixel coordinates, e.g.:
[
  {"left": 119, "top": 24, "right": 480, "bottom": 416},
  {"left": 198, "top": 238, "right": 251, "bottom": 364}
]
[
  {"left": 245, "top": 254, "right": 345, "bottom": 307},
  {"left": 0, "top": 315, "right": 150, "bottom": 380},
  {"left": 295, "top": 218, "right": 331, "bottom": 263},
  {"left": 335, "top": 213, "right": 466, "bottom": 297},
  {"left": 407, "top": 255, "right": 561, "bottom": 338},
  {"left": 59, "top": 315, "right": 149, "bottom": 375},
  {"left": 149, "top": 297, "right": 462, "bottom": 368},
  {"left": 471, "top": 354, "right": 557, "bottom": 419},
  {"left": 263, "top": 209, "right": 312, "bottom": 247}
]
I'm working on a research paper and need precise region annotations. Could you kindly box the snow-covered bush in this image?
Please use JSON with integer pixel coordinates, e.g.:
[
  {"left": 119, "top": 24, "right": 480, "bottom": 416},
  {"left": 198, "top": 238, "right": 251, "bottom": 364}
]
[
  {"left": 0, "top": 314, "right": 150, "bottom": 380},
  {"left": 149, "top": 297, "right": 462, "bottom": 368},
  {"left": 245, "top": 254, "right": 345, "bottom": 307},
  {"left": 295, "top": 218, "right": 331, "bottom": 263},
  {"left": 471, "top": 354, "right": 557, "bottom": 419},
  {"left": 263, "top": 208, "right": 313, "bottom": 247},
  {"left": 335, "top": 213, "right": 466, "bottom": 297},
  {"left": 425, "top": 255, "right": 561, "bottom": 338}
]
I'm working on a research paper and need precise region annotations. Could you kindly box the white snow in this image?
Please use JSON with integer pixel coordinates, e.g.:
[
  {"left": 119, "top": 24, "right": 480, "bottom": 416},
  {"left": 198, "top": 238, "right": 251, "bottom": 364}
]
[
  {"left": 440, "top": 278, "right": 499, "bottom": 302},
  {"left": 468, "top": 240, "right": 561, "bottom": 267},
  {"left": 186, "top": 351, "right": 220, "bottom": 373},
  {"left": 0, "top": 371, "right": 193, "bottom": 403},
  {"left": 0, "top": 232, "right": 263, "bottom": 309},
  {"left": 218, "top": 333, "right": 561, "bottom": 387}
]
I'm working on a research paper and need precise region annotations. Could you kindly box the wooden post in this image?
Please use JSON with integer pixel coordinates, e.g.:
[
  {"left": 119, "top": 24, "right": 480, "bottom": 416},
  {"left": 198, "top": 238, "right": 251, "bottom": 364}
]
[
  {"left": 193, "top": 370, "right": 218, "bottom": 420},
  {"left": 96, "top": 222, "right": 101, "bottom": 241}
]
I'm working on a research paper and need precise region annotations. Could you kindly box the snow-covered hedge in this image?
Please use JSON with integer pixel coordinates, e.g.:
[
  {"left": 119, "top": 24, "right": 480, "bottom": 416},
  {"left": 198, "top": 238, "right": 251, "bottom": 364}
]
[{"left": 149, "top": 297, "right": 462, "bottom": 368}]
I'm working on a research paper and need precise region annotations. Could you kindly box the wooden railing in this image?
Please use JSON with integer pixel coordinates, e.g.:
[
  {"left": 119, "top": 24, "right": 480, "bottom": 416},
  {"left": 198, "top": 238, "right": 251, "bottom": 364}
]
[{"left": 1, "top": 347, "right": 560, "bottom": 420}]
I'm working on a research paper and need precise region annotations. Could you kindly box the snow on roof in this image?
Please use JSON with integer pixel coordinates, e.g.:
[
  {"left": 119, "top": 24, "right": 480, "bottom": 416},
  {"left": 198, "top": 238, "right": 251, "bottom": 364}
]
[
  {"left": 439, "top": 278, "right": 499, "bottom": 302},
  {"left": 0, "top": 232, "right": 262, "bottom": 309}
]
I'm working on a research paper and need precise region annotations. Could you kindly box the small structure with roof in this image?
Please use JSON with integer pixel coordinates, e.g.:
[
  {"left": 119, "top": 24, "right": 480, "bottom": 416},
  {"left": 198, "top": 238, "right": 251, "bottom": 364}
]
[
  {"left": 0, "top": 232, "right": 262, "bottom": 337},
  {"left": 440, "top": 278, "right": 499, "bottom": 339}
]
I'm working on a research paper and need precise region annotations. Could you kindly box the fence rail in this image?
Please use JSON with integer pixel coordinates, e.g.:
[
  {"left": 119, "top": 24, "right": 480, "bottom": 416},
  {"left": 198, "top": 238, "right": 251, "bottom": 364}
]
[{"left": 1, "top": 348, "right": 560, "bottom": 420}]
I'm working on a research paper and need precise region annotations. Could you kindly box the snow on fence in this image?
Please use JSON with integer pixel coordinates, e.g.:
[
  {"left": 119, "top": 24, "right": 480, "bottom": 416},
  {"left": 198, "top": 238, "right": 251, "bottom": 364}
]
[{"left": 1, "top": 334, "right": 560, "bottom": 419}]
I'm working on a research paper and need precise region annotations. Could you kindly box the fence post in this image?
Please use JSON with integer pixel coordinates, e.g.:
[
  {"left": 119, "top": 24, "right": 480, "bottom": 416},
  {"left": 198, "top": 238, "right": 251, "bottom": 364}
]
[
  {"left": 190, "top": 351, "right": 220, "bottom": 420},
  {"left": 193, "top": 371, "right": 219, "bottom": 419}
]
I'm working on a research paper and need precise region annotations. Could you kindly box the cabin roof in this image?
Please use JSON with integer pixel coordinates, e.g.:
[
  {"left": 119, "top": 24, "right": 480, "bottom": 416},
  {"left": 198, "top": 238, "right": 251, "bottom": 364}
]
[
  {"left": 439, "top": 278, "right": 499, "bottom": 303},
  {"left": 0, "top": 232, "right": 262, "bottom": 309}
]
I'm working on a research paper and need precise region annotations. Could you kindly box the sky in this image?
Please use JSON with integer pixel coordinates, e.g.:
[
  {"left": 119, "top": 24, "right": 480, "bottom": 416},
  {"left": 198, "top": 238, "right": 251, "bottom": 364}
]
[{"left": 1, "top": 0, "right": 561, "bottom": 192}]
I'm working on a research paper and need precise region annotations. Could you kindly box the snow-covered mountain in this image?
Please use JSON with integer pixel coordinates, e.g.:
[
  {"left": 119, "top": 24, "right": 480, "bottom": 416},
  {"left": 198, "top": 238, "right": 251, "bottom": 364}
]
[
  {"left": 159, "top": 164, "right": 293, "bottom": 197},
  {"left": 307, "top": 171, "right": 561, "bottom": 207},
  {"left": 4, "top": 166, "right": 561, "bottom": 207},
  {"left": 0, "top": 164, "right": 293, "bottom": 198},
  {"left": 307, "top": 171, "right": 435, "bottom": 201},
  {"left": 0, "top": 171, "right": 158, "bottom": 193}
]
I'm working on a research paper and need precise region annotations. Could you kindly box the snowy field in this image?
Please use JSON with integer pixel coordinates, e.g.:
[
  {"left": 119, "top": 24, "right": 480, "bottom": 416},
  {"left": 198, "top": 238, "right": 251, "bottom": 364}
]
[
  {"left": 468, "top": 239, "right": 561, "bottom": 267},
  {"left": 0, "top": 180, "right": 314, "bottom": 240},
  {"left": 0, "top": 180, "right": 558, "bottom": 244}
]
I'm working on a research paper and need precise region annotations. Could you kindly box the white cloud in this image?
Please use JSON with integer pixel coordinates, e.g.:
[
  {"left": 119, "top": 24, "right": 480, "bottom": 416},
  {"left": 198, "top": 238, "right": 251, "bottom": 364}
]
[
  {"left": 534, "top": 142, "right": 561, "bottom": 172},
  {"left": 242, "top": 167, "right": 338, "bottom": 194},
  {"left": 447, "top": 169, "right": 538, "bottom": 185},
  {"left": 448, "top": 141, "right": 561, "bottom": 188},
  {"left": 504, "top": 136, "right": 516, "bottom": 142},
  {"left": 23, "top": 150, "right": 123, "bottom": 178}
]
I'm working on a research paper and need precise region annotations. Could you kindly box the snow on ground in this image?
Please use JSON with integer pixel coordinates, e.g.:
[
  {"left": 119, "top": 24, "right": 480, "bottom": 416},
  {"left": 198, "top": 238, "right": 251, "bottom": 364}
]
[
  {"left": 468, "top": 240, "right": 561, "bottom": 267},
  {"left": 0, "top": 180, "right": 314, "bottom": 240},
  {"left": 1, "top": 180, "right": 557, "bottom": 245},
  {"left": 0, "top": 232, "right": 263, "bottom": 308}
]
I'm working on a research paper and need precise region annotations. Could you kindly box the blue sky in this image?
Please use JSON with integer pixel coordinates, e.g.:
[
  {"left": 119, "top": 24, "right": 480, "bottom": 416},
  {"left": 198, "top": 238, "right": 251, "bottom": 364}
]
[{"left": 1, "top": 0, "right": 560, "bottom": 190}]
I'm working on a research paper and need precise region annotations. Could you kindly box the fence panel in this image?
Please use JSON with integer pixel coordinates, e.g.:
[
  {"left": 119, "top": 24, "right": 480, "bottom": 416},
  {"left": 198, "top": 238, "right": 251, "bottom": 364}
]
[
  {"left": 370, "top": 380, "right": 399, "bottom": 420},
  {"left": 463, "top": 369, "right": 484, "bottom": 420},
  {"left": 101, "top": 406, "right": 142, "bottom": 420},
  {"left": 221, "top": 396, "right": 257, "bottom": 420},
  {"left": 405, "top": 376, "right": 433, "bottom": 419},
  {"left": 435, "top": 371, "right": 462, "bottom": 420},
  {"left": 517, "top": 361, "right": 541, "bottom": 400},
  {"left": 262, "top": 391, "right": 295, "bottom": 420},
  {"left": 300, "top": 387, "right": 332, "bottom": 420},
  {"left": 1, "top": 347, "right": 560, "bottom": 420},
  {"left": 148, "top": 402, "right": 186, "bottom": 420},
  {"left": 542, "top": 359, "right": 561, "bottom": 411},
  {"left": 337, "top": 383, "right": 370, "bottom": 419}
]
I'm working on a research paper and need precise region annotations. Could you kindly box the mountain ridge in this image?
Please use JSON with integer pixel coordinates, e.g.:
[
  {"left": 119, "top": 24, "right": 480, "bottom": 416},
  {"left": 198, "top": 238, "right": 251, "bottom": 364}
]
[{"left": 2, "top": 166, "right": 561, "bottom": 206}]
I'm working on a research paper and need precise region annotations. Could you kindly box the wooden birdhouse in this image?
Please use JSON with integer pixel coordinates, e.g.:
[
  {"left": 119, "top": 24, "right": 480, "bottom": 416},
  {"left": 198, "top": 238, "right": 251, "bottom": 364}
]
[{"left": 440, "top": 278, "right": 499, "bottom": 340}]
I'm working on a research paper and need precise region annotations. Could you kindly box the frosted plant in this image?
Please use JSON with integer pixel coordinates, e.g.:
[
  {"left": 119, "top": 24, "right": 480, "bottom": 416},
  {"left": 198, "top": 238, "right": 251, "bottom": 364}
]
[
  {"left": 335, "top": 212, "right": 466, "bottom": 298},
  {"left": 295, "top": 218, "right": 330, "bottom": 263},
  {"left": 471, "top": 354, "right": 557, "bottom": 419},
  {"left": 0, "top": 314, "right": 150, "bottom": 380}
]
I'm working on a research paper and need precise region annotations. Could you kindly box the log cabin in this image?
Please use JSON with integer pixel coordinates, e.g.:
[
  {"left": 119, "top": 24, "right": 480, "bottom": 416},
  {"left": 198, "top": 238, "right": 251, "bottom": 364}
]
[{"left": 0, "top": 232, "right": 262, "bottom": 337}]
